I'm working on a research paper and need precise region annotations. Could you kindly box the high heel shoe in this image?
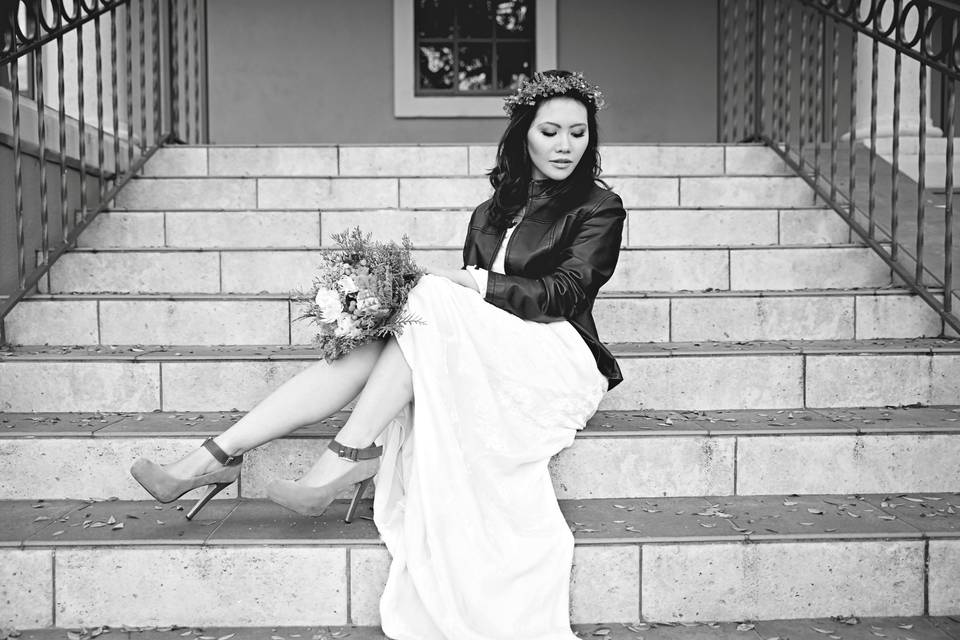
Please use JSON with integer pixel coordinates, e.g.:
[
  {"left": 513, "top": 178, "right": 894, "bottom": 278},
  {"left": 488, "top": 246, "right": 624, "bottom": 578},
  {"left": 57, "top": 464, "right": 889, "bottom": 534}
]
[
  {"left": 266, "top": 439, "right": 381, "bottom": 522},
  {"left": 130, "top": 438, "right": 243, "bottom": 521}
]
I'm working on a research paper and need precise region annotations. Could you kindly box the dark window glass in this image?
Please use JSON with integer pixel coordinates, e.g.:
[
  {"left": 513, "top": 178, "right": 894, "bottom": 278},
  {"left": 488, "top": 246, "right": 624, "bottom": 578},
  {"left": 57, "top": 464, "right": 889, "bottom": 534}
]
[
  {"left": 419, "top": 44, "right": 456, "bottom": 90},
  {"left": 496, "top": 42, "right": 532, "bottom": 90},
  {"left": 416, "top": 0, "right": 454, "bottom": 38},
  {"left": 458, "top": 0, "right": 493, "bottom": 38},
  {"left": 495, "top": 1, "right": 531, "bottom": 38},
  {"left": 414, "top": 0, "right": 534, "bottom": 96},
  {"left": 458, "top": 44, "right": 493, "bottom": 91}
]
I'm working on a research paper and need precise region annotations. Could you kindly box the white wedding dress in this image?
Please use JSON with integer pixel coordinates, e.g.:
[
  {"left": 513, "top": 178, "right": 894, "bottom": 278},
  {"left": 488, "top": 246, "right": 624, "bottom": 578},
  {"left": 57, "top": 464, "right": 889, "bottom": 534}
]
[{"left": 372, "top": 272, "right": 608, "bottom": 639}]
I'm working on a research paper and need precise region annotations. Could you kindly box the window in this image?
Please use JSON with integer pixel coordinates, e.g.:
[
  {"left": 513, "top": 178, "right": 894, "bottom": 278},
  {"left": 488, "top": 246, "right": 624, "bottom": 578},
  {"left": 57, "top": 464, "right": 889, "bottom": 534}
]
[
  {"left": 416, "top": 0, "right": 534, "bottom": 96},
  {"left": 394, "top": 0, "right": 556, "bottom": 117}
]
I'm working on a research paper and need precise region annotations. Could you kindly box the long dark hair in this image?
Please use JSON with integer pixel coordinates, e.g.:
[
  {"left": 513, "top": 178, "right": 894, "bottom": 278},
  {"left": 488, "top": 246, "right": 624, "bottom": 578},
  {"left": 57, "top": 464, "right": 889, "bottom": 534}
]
[{"left": 487, "top": 70, "right": 603, "bottom": 229}]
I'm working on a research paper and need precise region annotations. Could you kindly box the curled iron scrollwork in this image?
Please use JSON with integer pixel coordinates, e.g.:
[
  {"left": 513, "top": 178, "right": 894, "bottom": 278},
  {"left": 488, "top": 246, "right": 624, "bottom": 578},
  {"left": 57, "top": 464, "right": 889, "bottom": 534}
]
[
  {"left": 1, "top": 0, "right": 126, "bottom": 65},
  {"left": 801, "top": 0, "right": 960, "bottom": 78}
]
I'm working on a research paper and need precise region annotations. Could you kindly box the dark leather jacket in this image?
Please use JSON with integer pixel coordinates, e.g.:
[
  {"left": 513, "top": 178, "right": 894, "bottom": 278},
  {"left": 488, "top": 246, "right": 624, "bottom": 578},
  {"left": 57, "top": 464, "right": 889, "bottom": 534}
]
[{"left": 461, "top": 180, "right": 626, "bottom": 390}]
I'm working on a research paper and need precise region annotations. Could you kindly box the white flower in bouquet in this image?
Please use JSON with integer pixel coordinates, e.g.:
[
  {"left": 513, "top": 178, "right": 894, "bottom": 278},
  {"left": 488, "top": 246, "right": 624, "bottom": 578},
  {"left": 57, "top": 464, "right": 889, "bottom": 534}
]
[
  {"left": 356, "top": 294, "right": 381, "bottom": 314},
  {"left": 335, "top": 312, "right": 362, "bottom": 338},
  {"left": 337, "top": 275, "right": 359, "bottom": 294},
  {"left": 314, "top": 288, "right": 343, "bottom": 323}
]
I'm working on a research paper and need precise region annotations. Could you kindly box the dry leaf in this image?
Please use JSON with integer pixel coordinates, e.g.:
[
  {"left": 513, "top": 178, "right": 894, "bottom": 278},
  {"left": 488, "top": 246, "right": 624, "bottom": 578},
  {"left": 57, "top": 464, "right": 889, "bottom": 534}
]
[
  {"left": 737, "top": 623, "right": 756, "bottom": 631},
  {"left": 698, "top": 522, "right": 717, "bottom": 528},
  {"left": 106, "top": 516, "right": 117, "bottom": 525},
  {"left": 807, "top": 508, "right": 824, "bottom": 514},
  {"left": 811, "top": 627, "right": 834, "bottom": 634},
  {"left": 897, "top": 625, "right": 913, "bottom": 630},
  {"left": 593, "top": 629, "right": 611, "bottom": 637},
  {"left": 783, "top": 500, "right": 798, "bottom": 506},
  {"left": 111, "top": 523, "right": 124, "bottom": 530},
  {"left": 902, "top": 497, "right": 925, "bottom": 502}
]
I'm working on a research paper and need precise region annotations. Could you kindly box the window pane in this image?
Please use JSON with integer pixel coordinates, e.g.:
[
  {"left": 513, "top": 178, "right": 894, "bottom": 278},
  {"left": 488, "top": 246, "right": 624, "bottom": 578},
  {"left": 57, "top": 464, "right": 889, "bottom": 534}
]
[
  {"left": 416, "top": 0, "right": 454, "bottom": 38},
  {"left": 496, "top": 42, "right": 532, "bottom": 90},
  {"left": 458, "top": 0, "right": 493, "bottom": 38},
  {"left": 458, "top": 44, "right": 493, "bottom": 91},
  {"left": 495, "top": 0, "right": 533, "bottom": 38},
  {"left": 419, "top": 44, "right": 455, "bottom": 90}
]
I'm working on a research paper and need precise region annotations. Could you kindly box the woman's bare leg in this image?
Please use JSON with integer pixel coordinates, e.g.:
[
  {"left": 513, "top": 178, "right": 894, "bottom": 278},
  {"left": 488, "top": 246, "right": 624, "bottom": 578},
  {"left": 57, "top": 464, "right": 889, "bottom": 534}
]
[
  {"left": 297, "top": 335, "right": 413, "bottom": 486},
  {"left": 164, "top": 340, "right": 387, "bottom": 478}
]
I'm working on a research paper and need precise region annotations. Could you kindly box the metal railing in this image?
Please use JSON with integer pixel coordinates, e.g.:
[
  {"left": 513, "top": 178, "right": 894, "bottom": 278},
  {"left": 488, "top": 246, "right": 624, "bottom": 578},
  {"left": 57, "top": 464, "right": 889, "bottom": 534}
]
[
  {"left": 0, "top": 0, "right": 207, "bottom": 344},
  {"left": 719, "top": 0, "right": 960, "bottom": 335}
]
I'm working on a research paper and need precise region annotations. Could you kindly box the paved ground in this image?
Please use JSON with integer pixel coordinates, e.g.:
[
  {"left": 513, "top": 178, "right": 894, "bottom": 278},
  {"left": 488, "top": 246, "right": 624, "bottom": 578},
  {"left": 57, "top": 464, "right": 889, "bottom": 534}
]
[{"left": 5, "top": 617, "right": 960, "bottom": 640}]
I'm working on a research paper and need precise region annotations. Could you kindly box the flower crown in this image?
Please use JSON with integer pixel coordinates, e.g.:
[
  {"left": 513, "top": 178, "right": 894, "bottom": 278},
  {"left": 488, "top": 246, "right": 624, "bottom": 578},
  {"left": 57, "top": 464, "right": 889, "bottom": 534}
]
[{"left": 502, "top": 71, "right": 605, "bottom": 117}]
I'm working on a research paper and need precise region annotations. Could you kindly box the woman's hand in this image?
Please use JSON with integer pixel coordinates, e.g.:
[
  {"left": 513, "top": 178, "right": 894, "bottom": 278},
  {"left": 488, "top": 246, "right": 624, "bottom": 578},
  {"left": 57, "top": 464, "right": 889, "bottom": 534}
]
[{"left": 422, "top": 266, "right": 480, "bottom": 292}]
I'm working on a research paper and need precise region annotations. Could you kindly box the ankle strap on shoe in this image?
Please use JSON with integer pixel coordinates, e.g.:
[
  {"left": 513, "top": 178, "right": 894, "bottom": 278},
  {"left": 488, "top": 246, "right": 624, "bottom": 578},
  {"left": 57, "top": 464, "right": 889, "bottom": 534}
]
[
  {"left": 329, "top": 439, "right": 382, "bottom": 461},
  {"left": 203, "top": 438, "right": 243, "bottom": 466}
]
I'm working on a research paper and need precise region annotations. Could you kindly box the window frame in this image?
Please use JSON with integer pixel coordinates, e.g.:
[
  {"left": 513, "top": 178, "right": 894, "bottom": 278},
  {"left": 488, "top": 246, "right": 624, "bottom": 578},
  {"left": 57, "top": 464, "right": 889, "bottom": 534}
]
[{"left": 393, "top": 0, "right": 557, "bottom": 118}]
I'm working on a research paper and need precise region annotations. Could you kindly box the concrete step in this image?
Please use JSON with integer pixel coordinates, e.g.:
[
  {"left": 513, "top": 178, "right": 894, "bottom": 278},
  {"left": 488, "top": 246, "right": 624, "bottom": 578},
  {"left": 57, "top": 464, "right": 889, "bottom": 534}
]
[
  {"left": 40, "top": 245, "right": 892, "bottom": 295},
  {"left": 111, "top": 175, "right": 817, "bottom": 210},
  {"left": 4, "top": 290, "right": 945, "bottom": 346},
  {"left": 1, "top": 407, "right": 959, "bottom": 501},
  {"left": 76, "top": 207, "right": 853, "bottom": 250},
  {"left": 140, "top": 144, "right": 796, "bottom": 178},
  {"left": 1, "top": 494, "right": 957, "bottom": 627},
  {"left": 1, "top": 339, "right": 958, "bottom": 413},
  {"left": 8, "top": 621, "right": 960, "bottom": 640}
]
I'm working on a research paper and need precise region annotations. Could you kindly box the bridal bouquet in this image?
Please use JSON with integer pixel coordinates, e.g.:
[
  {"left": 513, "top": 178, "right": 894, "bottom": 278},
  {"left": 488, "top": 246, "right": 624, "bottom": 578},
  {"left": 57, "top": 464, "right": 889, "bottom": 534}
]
[{"left": 297, "top": 228, "right": 424, "bottom": 362}]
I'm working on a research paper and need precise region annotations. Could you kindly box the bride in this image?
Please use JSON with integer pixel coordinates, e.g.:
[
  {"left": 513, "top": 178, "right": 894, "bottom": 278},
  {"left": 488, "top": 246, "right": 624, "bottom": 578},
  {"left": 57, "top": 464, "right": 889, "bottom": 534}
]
[{"left": 130, "top": 69, "right": 626, "bottom": 639}]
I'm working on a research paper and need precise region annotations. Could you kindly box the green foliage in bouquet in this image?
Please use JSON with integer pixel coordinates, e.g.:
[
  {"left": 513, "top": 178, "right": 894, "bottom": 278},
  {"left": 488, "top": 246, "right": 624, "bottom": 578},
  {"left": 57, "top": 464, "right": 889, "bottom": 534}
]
[{"left": 295, "top": 227, "right": 424, "bottom": 362}]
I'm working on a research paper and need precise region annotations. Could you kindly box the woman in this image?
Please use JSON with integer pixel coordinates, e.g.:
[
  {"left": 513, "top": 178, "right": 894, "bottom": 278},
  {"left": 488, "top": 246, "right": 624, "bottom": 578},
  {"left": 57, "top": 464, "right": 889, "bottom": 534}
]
[{"left": 130, "top": 69, "right": 625, "bottom": 639}]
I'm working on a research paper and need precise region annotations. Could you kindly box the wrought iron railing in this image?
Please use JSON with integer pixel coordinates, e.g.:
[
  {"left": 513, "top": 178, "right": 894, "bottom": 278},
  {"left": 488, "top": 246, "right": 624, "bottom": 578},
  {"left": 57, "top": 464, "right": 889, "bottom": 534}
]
[
  {"left": 719, "top": 0, "right": 960, "bottom": 335},
  {"left": 0, "top": 0, "right": 206, "bottom": 343}
]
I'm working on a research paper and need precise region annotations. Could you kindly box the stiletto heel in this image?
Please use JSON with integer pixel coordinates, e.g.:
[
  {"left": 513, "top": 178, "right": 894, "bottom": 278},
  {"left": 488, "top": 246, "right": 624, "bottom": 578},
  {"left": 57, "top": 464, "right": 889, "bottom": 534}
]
[
  {"left": 130, "top": 438, "right": 243, "bottom": 520},
  {"left": 345, "top": 476, "right": 374, "bottom": 523},
  {"left": 186, "top": 481, "right": 232, "bottom": 521},
  {"left": 266, "top": 439, "right": 382, "bottom": 520}
]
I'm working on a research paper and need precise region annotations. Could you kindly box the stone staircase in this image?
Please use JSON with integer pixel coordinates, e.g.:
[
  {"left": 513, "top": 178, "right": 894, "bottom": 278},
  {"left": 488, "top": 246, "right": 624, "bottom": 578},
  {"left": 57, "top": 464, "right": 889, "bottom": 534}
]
[{"left": 1, "top": 143, "right": 959, "bottom": 631}]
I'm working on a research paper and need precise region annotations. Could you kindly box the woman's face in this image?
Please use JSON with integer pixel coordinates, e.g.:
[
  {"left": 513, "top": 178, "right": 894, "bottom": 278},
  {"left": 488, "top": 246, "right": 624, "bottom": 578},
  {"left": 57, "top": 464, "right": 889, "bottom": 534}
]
[{"left": 526, "top": 96, "right": 589, "bottom": 182}]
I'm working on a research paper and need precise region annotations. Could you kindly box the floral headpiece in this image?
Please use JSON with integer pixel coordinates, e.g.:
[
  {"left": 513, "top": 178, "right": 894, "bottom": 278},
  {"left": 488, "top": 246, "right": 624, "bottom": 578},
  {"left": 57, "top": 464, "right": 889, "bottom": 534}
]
[{"left": 503, "top": 71, "right": 605, "bottom": 117}]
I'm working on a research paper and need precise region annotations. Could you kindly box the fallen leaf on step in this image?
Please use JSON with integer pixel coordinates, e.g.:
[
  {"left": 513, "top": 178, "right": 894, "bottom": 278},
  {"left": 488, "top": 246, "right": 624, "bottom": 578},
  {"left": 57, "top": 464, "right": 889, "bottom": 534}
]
[
  {"left": 592, "top": 629, "right": 611, "bottom": 636},
  {"left": 897, "top": 625, "right": 913, "bottom": 630},
  {"left": 807, "top": 508, "right": 824, "bottom": 514},
  {"left": 736, "top": 623, "right": 755, "bottom": 631},
  {"left": 811, "top": 627, "right": 834, "bottom": 634}
]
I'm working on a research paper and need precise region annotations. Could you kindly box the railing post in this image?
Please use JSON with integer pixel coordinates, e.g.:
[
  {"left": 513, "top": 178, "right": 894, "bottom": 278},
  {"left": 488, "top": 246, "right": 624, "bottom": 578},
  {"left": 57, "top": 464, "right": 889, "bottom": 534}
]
[{"left": 0, "top": 0, "right": 209, "bottom": 335}]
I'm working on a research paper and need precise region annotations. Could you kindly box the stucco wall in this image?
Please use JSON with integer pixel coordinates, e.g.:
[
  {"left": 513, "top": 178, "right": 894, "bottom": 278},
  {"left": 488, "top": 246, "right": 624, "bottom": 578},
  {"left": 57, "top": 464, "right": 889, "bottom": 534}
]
[{"left": 206, "top": 0, "right": 718, "bottom": 143}]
